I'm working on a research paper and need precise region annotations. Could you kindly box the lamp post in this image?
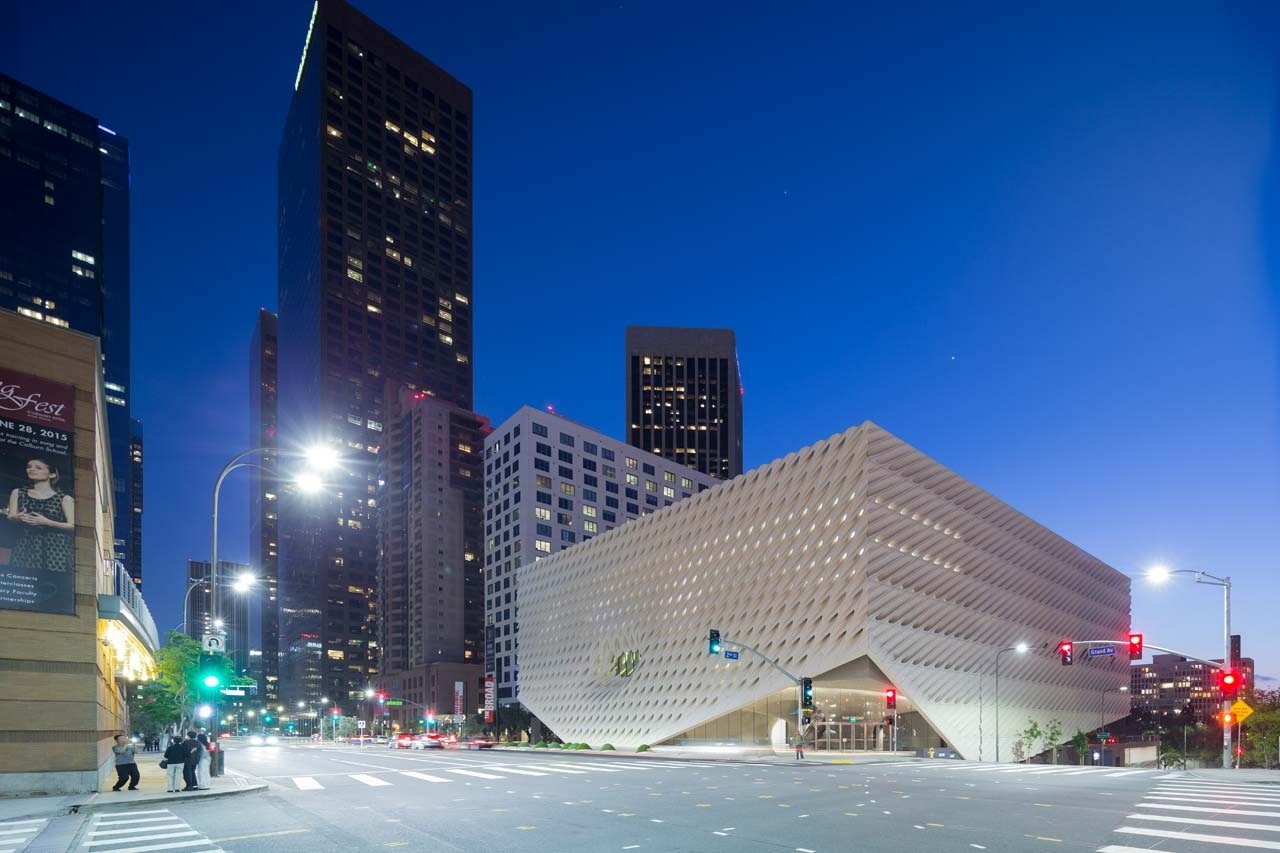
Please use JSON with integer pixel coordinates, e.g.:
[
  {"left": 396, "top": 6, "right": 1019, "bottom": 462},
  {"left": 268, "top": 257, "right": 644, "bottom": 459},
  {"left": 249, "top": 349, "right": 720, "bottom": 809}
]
[
  {"left": 1148, "top": 565, "right": 1232, "bottom": 769},
  {"left": 993, "top": 643, "right": 1028, "bottom": 763},
  {"left": 1102, "top": 685, "right": 1129, "bottom": 730},
  {"left": 177, "top": 573, "right": 257, "bottom": 637},
  {"left": 209, "top": 444, "right": 337, "bottom": 634}
]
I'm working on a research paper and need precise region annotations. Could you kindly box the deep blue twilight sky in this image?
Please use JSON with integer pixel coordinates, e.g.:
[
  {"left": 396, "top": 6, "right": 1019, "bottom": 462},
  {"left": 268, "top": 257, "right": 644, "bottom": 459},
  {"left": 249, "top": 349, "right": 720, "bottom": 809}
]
[{"left": 11, "top": 2, "right": 1280, "bottom": 680}]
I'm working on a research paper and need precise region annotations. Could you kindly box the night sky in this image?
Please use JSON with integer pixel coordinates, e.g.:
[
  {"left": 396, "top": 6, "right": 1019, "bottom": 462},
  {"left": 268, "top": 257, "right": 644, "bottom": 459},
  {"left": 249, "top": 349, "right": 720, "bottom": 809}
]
[{"left": 11, "top": 1, "right": 1280, "bottom": 680}]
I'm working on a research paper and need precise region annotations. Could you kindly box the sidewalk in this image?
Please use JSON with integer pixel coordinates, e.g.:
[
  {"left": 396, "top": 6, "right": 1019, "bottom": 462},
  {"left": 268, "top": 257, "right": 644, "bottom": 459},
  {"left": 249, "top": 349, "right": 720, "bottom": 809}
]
[{"left": 0, "top": 756, "right": 267, "bottom": 822}]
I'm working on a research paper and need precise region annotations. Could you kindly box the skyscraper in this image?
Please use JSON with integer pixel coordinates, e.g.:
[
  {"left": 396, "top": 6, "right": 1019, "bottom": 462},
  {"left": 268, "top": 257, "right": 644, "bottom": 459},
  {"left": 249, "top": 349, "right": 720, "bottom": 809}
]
[
  {"left": 0, "top": 73, "right": 141, "bottom": 583},
  {"left": 128, "top": 419, "right": 144, "bottom": 589},
  {"left": 186, "top": 559, "right": 252, "bottom": 678},
  {"left": 277, "top": 0, "right": 474, "bottom": 703},
  {"left": 483, "top": 406, "right": 718, "bottom": 705},
  {"left": 249, "top": 309, "right": 280, "bottom": 701},
  {"left": 375, "top": 386, "right": 487, "bottom": 729},
  {"left": 625, "top": 327, "right": 743, "bottom": 480}
]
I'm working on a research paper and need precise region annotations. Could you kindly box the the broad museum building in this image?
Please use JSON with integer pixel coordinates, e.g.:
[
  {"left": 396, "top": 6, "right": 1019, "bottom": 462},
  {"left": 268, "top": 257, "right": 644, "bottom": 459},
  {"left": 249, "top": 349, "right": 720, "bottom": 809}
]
[{"left": 518, "top": 422, "right": 1131, "bottom": 759}]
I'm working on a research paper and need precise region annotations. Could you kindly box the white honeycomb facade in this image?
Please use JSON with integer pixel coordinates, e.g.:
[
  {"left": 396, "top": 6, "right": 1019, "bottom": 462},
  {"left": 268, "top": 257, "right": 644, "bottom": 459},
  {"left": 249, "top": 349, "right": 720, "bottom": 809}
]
[{"left": 518, "top": 422, "right": 1131, "bottom": 757}]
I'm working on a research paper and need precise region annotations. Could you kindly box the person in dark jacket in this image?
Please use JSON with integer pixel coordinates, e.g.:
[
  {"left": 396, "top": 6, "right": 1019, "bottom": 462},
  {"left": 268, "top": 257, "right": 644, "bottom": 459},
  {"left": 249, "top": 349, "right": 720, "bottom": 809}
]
[
  {"left": 162, "top": 738, "right": 187, "bottom": 792},
  {"left": 181, "top": 731, "right": 202, "bottom": 791}
]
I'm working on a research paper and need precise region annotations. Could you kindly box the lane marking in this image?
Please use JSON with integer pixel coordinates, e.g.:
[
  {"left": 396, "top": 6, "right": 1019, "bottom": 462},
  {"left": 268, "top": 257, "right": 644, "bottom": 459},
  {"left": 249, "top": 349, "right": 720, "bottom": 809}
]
[
  {"left": 350, "top": 774, "right": 393, "bottom": 786},
  {"left": 545, "top": 763, "right": 623, "bottom": 773},
  {"left": 92, "top": 817, "right": 181, "bottom": 827},
  {"left": 1116, "top": 826, "right": 1280, "bottom": 849},
  {"left": 400, "top": 771, "right": 450, "bottom": 783},
  {"left": 293, "top": 776, "right": 323, "bottom": 790},
  {"left": 1104, "top": 770, "right": 1151, "bottom": 778},
  {"left": 211, "top": 829, "right": 311, "bottom": 842},
  {"left": 519, "top": 764, "right": 587, "bottom": 774},
  {"left": 1145, "top": 794, "right": 1280, "bottom": 806},
  {"left": 0, "top": 819, "right": 47, "bottom": 826},
  {"left": 90, "top": 810, "right": 172, "bottom": 818},
  {"left": 484, "top": 766, "right": 547, "bottom": 777}
]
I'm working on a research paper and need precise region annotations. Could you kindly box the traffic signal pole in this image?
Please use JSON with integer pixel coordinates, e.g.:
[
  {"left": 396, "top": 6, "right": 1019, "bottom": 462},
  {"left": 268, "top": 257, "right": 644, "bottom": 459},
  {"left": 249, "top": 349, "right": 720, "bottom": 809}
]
[{"left": 710, "top": 634, "right": 806, "bottom": 744}]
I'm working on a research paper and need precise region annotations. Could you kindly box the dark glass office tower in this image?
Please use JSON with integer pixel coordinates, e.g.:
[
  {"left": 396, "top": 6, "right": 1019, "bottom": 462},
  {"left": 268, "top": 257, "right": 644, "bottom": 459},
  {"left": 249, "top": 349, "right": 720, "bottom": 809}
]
[
  {"left": 249, "top": 309, "right": 280, "bottom": 701},
  {"left": 278, "top": 0, "right": 474, "bottom": 703},
  {"left": 625, "top": 327, "right": 743, "bottom": 480},
  {"left": 128, "top": 419, "right": 143, "bottom": 589},
  {"left": 0, "top": 73, "right": 139, "bottom": 583},
  {"left": 187, "top": 560, "right": 252, "bottom": 677}
]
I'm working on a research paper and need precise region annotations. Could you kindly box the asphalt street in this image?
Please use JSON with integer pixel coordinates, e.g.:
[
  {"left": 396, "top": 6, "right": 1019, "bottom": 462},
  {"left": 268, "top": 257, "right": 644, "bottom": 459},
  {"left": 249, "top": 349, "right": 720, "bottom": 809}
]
[{"left": 6, "top": 744, "right": 1279, "bottom": 852}]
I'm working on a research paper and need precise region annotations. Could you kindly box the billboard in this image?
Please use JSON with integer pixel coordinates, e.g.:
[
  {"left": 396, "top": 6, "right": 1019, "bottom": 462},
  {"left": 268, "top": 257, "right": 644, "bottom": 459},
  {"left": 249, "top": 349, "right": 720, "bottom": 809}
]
[
  {"left": 0, "top": 370, "right": 76, "bottom": 615},
  {"left": 484, "top": 676, "right": 495, "bottom": 724}
]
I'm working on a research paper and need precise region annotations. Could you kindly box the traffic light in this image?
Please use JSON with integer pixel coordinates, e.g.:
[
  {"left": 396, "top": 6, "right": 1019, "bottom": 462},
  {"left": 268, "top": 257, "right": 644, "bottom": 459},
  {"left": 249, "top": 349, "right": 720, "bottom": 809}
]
[
  {"left": 377, "top": 692, "right": 387, "bottom": 705},
  {"left": 1223, "top": 712, "right": 1235, "bottom": 726},
  {"left": 263, "top": 714, "right": 273, "bottom": 724},
  {"left": 1218, "top": 669, "right": 1241, "bottom": 699},
  {"left": 885, "top": 687, "right": 897, "bottom": 710},
  {"left": 800, "top": 678, "right": 814, "bottom": 710},
  {"left": 1059, "top": 641, "right": 1074, "bottom": 666},
  {"left": 1128, "top": 633, "right": 1143, "bottom": 659},
  {"left": 331, "top": 706, "right": 342, "bottom": 716},
  {"left": 709, "top": 629, "right": 722, "bottom": 656},
  {"left": 427, "top": 714, "right": 436, "bottom": 729}
]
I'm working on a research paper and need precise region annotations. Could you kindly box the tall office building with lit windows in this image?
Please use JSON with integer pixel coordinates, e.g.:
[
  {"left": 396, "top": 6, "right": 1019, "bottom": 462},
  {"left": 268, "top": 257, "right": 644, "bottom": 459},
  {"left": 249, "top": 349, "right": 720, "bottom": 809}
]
[
  {"left": 249, "top": 309, "right": 280, "bottom": 701},
  {"left": 625, "top": 326, "right": 743, "bottom": 480},
  {"left": 0, "top": 73, "right": 141, "bottom": 586},
  {"left": 483, "top": 406, "right": 717, "bottom": 706},
  {"left": 277, "top": 0, "right": 474, "bottom": 703}
]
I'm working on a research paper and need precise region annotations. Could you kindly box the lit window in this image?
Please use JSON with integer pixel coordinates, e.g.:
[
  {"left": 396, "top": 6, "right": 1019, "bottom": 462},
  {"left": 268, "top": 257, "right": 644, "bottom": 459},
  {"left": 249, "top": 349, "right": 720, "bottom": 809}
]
[
  {"left": 625, "top": 457, "right": 637, "bottom": 469},
  {"left": 583, "top": 505, "right": 597, "bottom": 518},
  {"left": 535, "top": 540, "right": 551, "bottom": 554},
  {"left": 646, "top": 480, "right": 657, "bottom": 492},
  {"left": 535, "top": 507, "right": 551, "bottom": 521},
  {"left": 367, "top": 420, "right": 383, "bottom": 431},
  {"left": 384, "top": 119, "right": 401, "bottom": 133},
  {"left": 681, "top": 477, "right": 693, "bottom": 488},
  {"left": 71, "top": 250, "right": 96, "bottom": 265},
  {"left": 16, "top": 307, "right": 42, "bottom": 320},
  {"left": 326, "top": 649, "right": 346, "bottom": 660},
  {"left": 346, "top": 255, "right": 363, "bottom": 269},
  {"left": 626, "top": 473, "right": 638, "bottom": 486},
  {"left": 456, "top": 354, "right": 469, "bottom": 364},
  {"left": 326, "top": 124, "right": 343, "bottom": 138},
  {"left": 455, "top": 293, "right": 470, "bottom": 304},
  {"left": 584, "top": 520, "right": 598, "bottom": 533},
  {"left": 385, "top": 247, "right": 401, "bottom": 261},
  {"left": 366, "top": 304, "right": 382, "bottom": 314},
  {"left": 347, "top": 268, "right": 363, "bottom": 282},
  {"left": 560, "top": 483, "right": 575, "bottom": 495},
  {"left": 663, "top": 486, "right": 675, "bottom": 498},
  {"left": 44, "top": 195, "right": 55, "bottom": 206},
  {"left": 438, "top": 309, "right": 453, "bottom": 322},
  {"left": 664, "top": 471, "right": 676, "bottom": 483},
  {"left": 403, "top": 256, "right": 412, "bottom": 267},
  {"left": 45, "top": 317, "right": 69, "bottom": 328},
  {"left": 439, "top": 333, "right": 453, "bottom": 346}
]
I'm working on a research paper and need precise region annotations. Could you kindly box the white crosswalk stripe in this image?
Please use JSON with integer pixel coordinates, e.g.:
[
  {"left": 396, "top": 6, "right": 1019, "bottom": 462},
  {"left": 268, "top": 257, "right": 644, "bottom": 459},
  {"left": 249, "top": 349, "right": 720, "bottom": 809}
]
[
  {"left": 75, "top": 809, "right": 221, "bottom": 853},
  {"left": 278, "top": 755, "right": 731, "bottom": 792},
  {"left": 0, "top": 818, "right": 47, "bottom": 853},
  {"left": 1098, "top": 778, "right": 1280, "bottom": 853}
]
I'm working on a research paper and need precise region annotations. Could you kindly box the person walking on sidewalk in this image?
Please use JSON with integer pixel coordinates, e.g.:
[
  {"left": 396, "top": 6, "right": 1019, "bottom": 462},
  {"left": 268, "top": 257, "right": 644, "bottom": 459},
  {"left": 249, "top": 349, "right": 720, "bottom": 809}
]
[
  {"left": 181, "top": 731, "right": 201, "bottom": 791},
  {"left": 162, "top": 738, "right": 186, "bottom": 792},
  {"left": 110, "top": 734, "right": 140, "bottom": 790},
  {"left": 195, "top": 732, "right": 212, "bottom": 790}
]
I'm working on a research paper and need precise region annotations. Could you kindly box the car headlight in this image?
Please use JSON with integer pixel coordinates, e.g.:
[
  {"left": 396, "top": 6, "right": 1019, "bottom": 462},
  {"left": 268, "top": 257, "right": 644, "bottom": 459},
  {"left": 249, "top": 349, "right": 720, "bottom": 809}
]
[{"left": 266, "top": 736, "right": 279, "bottom": 745}]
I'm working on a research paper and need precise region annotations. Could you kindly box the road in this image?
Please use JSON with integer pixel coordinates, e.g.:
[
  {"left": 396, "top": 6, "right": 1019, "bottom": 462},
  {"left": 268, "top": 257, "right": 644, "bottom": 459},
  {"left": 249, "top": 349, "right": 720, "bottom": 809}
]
[{"left": 5, "top": 744, "right": 1278, "bottom": 852}]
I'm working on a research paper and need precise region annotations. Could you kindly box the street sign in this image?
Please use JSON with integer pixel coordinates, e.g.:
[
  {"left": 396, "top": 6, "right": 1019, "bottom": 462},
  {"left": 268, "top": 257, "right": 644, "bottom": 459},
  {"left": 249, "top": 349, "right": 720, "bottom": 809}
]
[
  {"left": 1231, "top": 699, "right": 1254, "bottom": 724},
  {"left": 724, "top": 650, "right": 740, "bottom": 660},
  {"left": 1087, "top": 645, "right": 1116, "bottom": 658},
  {"left": 220, "top": 688, "right": 245, "bottom": 696},
  {"left": 386, "top": 699, "right": 404, "bottom": 706},
  {"left": 357, "top": 721, "right": 366, "bottom": 728},
  {"left": 201, "top": 634, "right": 225, "bottom": 652},
  {"left": 1096, "top": 732, "right": 1110, "bottom": 738}
]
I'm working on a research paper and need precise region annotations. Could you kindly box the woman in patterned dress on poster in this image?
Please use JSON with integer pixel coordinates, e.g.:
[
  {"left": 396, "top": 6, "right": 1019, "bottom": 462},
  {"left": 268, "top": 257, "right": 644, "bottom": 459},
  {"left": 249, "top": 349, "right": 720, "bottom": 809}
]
[{"left": 4, "top": 458, "right": 75, "bottom": 572}]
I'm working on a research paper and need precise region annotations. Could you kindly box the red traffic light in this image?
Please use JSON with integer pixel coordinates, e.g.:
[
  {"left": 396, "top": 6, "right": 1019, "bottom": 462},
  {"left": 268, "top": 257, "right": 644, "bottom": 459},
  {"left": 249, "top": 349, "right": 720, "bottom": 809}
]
[
  {"left": 1128, "top": 633, "right": 1143, "bottom": 659},
  {"left": 885, "top": 688, "right": 897, "bottom": 710},
  {"left": 1219, "top": 669, "right": 1241, "bottom": 698},
  {"left": 1059, "top": 641, "right": 1074, "bottom": 665}
]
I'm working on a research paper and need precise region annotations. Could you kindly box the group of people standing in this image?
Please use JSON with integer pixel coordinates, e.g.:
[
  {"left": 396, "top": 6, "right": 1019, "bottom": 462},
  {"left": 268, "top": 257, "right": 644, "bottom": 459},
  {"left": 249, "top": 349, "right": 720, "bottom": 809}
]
[
  {"left": 112, "top": 730, "right": 212, "bottom": 793},
  {"left": 162, "top": 731, "right": 213, "bottom": 792}
]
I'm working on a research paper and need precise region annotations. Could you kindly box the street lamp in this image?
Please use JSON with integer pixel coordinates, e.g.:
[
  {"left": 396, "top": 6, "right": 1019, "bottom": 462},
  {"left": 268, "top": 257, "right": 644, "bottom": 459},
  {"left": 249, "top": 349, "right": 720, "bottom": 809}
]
[
  {"left": 1147, "top": 564, "right": 1233, "bottom": 769},
  {"left": 209, "top": 443, "right": 339, "bottom": 631},
  {"left": 993, "top": 643, "right": 1029, "bottom": 763},
  {"left": 178, "top": 573, "right": 257, "bottom": 637},
  {"left": 1102, "top": 685, "right": 1129, "bottom": 731}
]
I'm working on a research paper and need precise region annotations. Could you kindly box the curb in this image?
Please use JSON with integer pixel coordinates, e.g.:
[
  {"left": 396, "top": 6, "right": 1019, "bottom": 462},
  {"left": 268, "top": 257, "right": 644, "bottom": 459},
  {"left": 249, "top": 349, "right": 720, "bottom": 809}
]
[{"left": 68, "top": 783, "right": 269, "bottom": 816}]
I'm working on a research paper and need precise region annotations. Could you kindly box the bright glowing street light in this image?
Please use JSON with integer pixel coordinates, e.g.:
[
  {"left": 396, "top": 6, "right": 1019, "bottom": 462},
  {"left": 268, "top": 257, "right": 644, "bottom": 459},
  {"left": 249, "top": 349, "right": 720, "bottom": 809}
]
[
  {"left": 1014, "top": 642, "right": 1029, "bottom": 654},
  {"left": 1147, "top": 565, "right": 1171, "bottom": 583},
  {"left": 203, "top": 675, "right": 220, "bottom": 688},
  {"left": 232, "top": 572, "right": 256, "bottom": 594},
  {"left": 295, "top": 471, "right": 324, "bottom": 494},
  {"left": 298, "top": 701, "right": 307, "bottom": 709},
  {"left": 197, "top": 705, "right": 213, "bottom": 719},
  {"left": 304, "top": 443, "right": 341, "bottom": 472}
]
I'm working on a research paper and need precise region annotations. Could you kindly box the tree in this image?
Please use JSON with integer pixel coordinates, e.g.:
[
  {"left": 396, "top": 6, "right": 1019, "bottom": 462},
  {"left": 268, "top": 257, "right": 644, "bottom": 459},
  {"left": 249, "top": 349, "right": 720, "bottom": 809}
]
[
  {"left": 1042, "top": 719, "right": 1064, "bottom": 765},
  {"left": 1243, "top": 710, "right": 1280, "bottom": 769},
  {"left": 128, "top": 632, "right": 238, "bottom": 734},
  {"left": 495, "top": 704, "right": 531, "bottom": 742},
  {"left": 1020, "top": 718, "right": 1043, "bottom": 763},
  {"left": 1071, "top": 729, "right": 1090, "bottom": 765}
]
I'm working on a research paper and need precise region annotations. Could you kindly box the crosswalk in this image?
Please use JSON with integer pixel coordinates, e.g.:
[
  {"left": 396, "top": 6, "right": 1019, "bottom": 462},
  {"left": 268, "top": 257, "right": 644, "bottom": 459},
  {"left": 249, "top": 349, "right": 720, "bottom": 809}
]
[
  {"left": 284, "top": 758, "right": 715, "bottom": 791},
  {"left": 75, "top": 808, "right": 223, "bottom": 853},
  {"left": 875, "top": 760, "right": 1167, "bottom": 779},
  {"left": 0, "top": 818, "right": 47, "bottom": 853},
  {"left": 1098, "top": 777, "right": 1280, "bottom": 851}
]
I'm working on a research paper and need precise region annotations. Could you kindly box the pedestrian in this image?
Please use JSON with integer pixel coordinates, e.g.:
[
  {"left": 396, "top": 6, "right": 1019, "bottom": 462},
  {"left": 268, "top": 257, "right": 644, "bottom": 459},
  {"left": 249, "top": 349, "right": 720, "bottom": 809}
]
[
  {"left": 162, "top": 738, "right": 187, "bottom": 792},
  {"left": 196, "top": 732, "right": 212, "bottom": 790},
  {"left": 181, "top": 730, "right": 201, "bottom": 791},
  {"left": 794, "top": 733, "right": 805, "bottom": 760},
  {"left": 110, "top": 734, "right": 140, "bottom": 790}
]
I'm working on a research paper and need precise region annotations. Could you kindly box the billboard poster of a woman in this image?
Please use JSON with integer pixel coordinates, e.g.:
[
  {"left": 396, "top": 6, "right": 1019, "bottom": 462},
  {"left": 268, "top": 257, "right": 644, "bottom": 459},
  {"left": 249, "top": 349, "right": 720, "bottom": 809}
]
[{"left": 0, "top": 370, "right": 76, "bottom": 614}]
